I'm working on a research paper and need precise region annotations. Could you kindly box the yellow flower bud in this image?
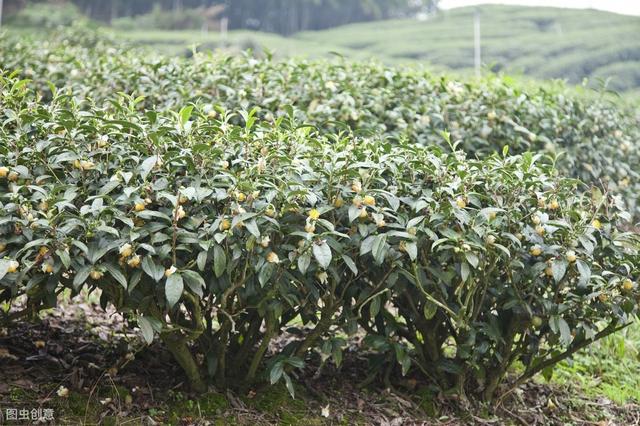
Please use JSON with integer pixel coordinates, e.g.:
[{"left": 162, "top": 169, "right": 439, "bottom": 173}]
[
  {"left": 175, "top": 205, "right": 186, "bottom": 220},
  {"left": 363, "top": 195, "right": 376, "bottom": 206},
  {"left": 119, "top": 243, "right": 133, "bottom": 258},
  {"left": 98, "top": 134, "right": 108, "bottom": 148},
  {"left": 80, "top": 160, "right": 95, "bottom": 171},
  {"left": 90, "top": 270, "right": 103, "bottom": 280},
  {"left": 127, "top": 255, "right": 141, "bottom": 268},
  {"left": 530, "top": 246, "right": 542, "bottom": 256},
  {"left": 165, "top": 266, "right": 177, "bottom": 277},
  {"left": 537, "top": 197, "right": 546, "bottom": 208},
  {"left": 622, "top": 279, "right": 634, "bottom": 292},
  {"left": 455, "top": 197, "right": 466, "bottom": 209},
  {"left": 0, "top": 166, "right": 8, "bottom": 178},
  {"left": 7, "top": 260, "right": 19, "bottom": 273},
  {"left": 266, "top": 252, "right": 280, "bottom": 264},
  {"left": 219, "top": 219, "right": 231, "bottom": 231},
  {"left": 308, "top": 209, "right": 321, "bottom": 220},
  {"left": 260, "top": 236, "right": 270, "bottom": 248}
]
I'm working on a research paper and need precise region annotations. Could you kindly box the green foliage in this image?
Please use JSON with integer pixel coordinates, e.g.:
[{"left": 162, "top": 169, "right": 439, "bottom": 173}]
[
  {"left": 6, "top": 2, "right": 87, "bottom": 29},
  {"left": 112, "top": 5, "right": 207, "bottom": 31},
  {"left": 0, "top": 30, "right": 639, "bottom": 402},
  {"left": 103, "top": 5, "right": 640, "bottom": 92},
  {"left": 293, "top": 5, "right": 640, "bottom": 91},
  {"left": 2, "top": 29, "right": 639, "bottom": 217}
]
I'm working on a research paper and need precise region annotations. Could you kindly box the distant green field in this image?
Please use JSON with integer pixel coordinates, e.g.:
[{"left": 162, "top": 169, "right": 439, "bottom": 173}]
[{"left": 111, "top": 5, "right": 640, "bottom": 92}]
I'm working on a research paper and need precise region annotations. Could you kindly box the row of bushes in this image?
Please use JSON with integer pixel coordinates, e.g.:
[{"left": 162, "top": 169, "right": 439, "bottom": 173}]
[
  {"left": 1, "top": 72, "right": 639, "bottom": 400},
  {"left": 1, "top": 28, "right": 639, "bottom": 218}
]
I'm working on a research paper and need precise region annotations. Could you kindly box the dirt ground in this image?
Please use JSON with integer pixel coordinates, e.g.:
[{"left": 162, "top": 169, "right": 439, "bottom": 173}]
[{"left": 1, "top": 297, "right": 639, "bottom": 425}]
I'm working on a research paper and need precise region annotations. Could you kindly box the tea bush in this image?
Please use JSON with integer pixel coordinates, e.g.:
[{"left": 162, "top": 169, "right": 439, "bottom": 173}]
[
  {"left": 1, "top": 30, "right": 639, "bottom": 217},
  {"left": 1, "top": 70, "right": 639, "bottom": 401}
]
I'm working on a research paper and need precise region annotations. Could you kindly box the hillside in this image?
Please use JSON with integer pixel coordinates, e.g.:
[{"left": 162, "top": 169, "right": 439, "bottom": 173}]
[{"left": 113, "top": 5, "right": 640, "bottom": 92}]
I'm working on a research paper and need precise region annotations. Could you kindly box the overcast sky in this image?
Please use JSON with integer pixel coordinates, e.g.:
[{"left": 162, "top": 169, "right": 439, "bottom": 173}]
[{"left": 440, "top": 0, "right": 640, "bottom": 16}]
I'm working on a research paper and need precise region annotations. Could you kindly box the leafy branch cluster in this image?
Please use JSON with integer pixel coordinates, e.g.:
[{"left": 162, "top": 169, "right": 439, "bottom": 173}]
[{"left": 0, "top": 31, "right": 639, "bottom": 400}]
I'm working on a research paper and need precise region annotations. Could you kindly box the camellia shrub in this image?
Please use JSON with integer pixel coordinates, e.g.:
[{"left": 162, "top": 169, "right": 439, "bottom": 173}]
[
  {"left": 1, "top": 73, "right": 639, "bottom": 401},
  {"left": 1, "top": 29, "right": 639, "bottom": 217}
]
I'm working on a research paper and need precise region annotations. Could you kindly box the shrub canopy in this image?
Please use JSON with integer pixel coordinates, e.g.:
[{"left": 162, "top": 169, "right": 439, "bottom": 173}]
[{"left": 1, "top": 31, "right": 639, "bottom": 400}]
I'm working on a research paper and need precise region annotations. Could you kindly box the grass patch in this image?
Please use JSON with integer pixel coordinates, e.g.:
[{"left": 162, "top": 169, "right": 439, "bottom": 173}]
[{"left": 549, "top": 322, "right": 640, "bottom": 404}]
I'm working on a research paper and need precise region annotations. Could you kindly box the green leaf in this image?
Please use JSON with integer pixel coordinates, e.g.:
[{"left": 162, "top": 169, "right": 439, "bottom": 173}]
[
  {"left": 165, "top": 273, "right": 184, "bottom": 308},
  {"left": 179, "top": 105, "right": 194, "bottom": 126},
  {"left": 558, "top": 317, "right": 572, "bottom": 346},
  {"left": 348, "top": 205, "right": 361, "bottom": 223},
  {"left": 182, "top": 270, "right": 205, "bottom": 297},
  {"left": 369, "top": 296, "right": 381, "bottom": 317},
  {"left": 283, "top": 373, "right": 295, "bottom": 398},
  {"left": 259, "top": 263, "right": 275, "bottom": 286},
  {"left": 56, "top": 249, "right": 71, "bottom": 269},
  {"left": 313, "top": 241, "right": 332, "bottom": 269},
  {"left": 405, "top": 242, "right": 418, "bottom": 261},
  {"left": 372, "top": 234, "right": 387, "bottom": 265},
  {"left": 298, "top": 251, "right": 311, "bottom": 274},
  {"left": 197, "top": 251, "right": 208, "bottom": 272},
  {"left": 213, "top": 245, "right": 226, "bottom": 277},
  {"left": 423, "top": 299, "right": 437, "bottom": 320},
  {"left": 138, "top": 316, "right": 155, "bottom": 344},
  {"left": 465, "top": 252, "right": 479, "bottom": 269},
  {"left": 552, "top": 259, "right": 567, "bottom": 283},
  {"left": 245, "top": 219, "right": 260, "bottom": 238},
  {"left": 342, "top": 255, "right": 358, "bottom": 275},
  {"left": 0, "top": 260, "right": 10, "bottom": 281},
  {"left": 142, "top": 257, "right": 165, "bottom": 282},
  {"left": 73, "top": 265, "right": 92, "bottom": 289},
  {"left": 139, "top": 156, "right": 157, "bottom": 180},
  {"left": 576, "top": 259, "right": 591, "bottom": 286},
  {"left": 460, "top": 261, "right": 470, "bottom": 282},
  {"left": 270, "top": 362, "right": 284, "bottom": 384},
  {"left": 137, "top": 210, "right": 173, "bottom": 222},
  {"left": 103, "top": 263, "right": 128, "bottom": 289}
]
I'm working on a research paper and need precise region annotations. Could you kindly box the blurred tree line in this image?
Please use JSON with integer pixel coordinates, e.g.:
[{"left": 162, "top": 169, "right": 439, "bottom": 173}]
[{"left": 5, "top": 0, "right": 439, "bottom": 34}]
